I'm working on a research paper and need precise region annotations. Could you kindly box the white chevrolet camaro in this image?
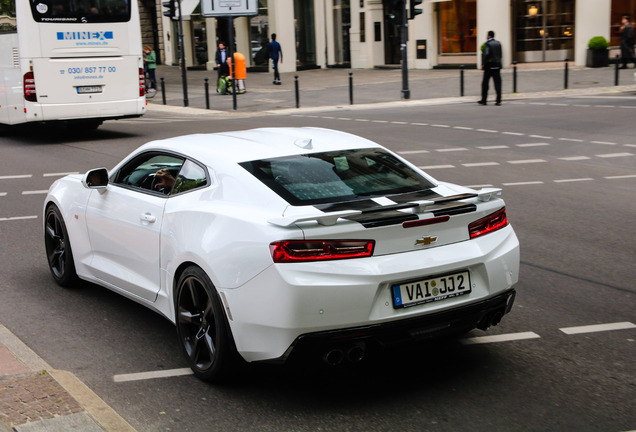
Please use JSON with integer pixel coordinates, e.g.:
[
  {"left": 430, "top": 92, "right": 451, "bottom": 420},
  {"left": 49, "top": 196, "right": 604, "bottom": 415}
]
[{"left": 44, "top": 127, "right": 520, "bottom": 381}]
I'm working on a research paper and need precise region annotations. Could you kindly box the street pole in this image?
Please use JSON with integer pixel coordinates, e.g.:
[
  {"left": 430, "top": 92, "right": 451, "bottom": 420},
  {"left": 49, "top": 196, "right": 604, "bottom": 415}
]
[
  {"left": 400, "top": 0, "right": 410, "bottom": 99},
  {"left": 176, "top": 0, "right": 188, "bottom": 107}
]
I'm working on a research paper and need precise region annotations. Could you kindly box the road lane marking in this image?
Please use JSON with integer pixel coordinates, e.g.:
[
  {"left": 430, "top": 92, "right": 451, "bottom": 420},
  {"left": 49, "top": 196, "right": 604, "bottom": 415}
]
[
  {"left": 0, "top": 175, "right": 32, "bottom": 180},
  {"left": 476, "top": 129, "right": 498, "bottom": 133},
  {"left": 419, "top": 165, "right": 455, "bottom": 169},
  {"left": 559, "top": 322, "right": 636, "bottom": 335},
  {"left": 113, "top": 368, "right": 193, "bottom": 383},
  {"left": 605, "top": 174, "right": 636, "bottom": 179},
  {"left": 460, "top": 332, "right": 541, "bottom": 345},
  {"left": 529, "top": 135, "right": 552, "bottom": 139},
  {"left": 435, "top": 147, "right": 468, "bottom": 152},
  {"left": 507, "top": 159, "right": 547, "bottom": 164},
  {"left": 412, "top": 122, "right": 428, "bottom": 126},
  {"left": 559, "top": 138, "right": 585, "bottom": 142},
  {"left": 431, "top": 124, "right": 450, "bottom": 128},
  {"left": 502, "top": 132, "right": 525, "bottom": 136},
  {"left": 372, "top": 120, "right": 388, "bottom": 123},
  {"left": 591, "top": 141, "right": 616, "bottom": 145},
  {"left": 553, "top": 178, "right": 594, "bottom": 183},
  {"left": 559, "top": 156, "right": 591, "bottom": 161},
  {"left": 596, "top": 152, "right": 633, "bottom": 158},
  {"left": 22, "top": 190, "right": 49, "bottom": 195},
  {"left": 453, "top": 126, "right": 474, "bottom": 130},
  {"left": 391, "top": 121, "right": 408, "bottom": 125},
  {"left": 624, "top": 144, "right": 636, "bottom": 148},
  {"left": 0, "top": 192, "right": 6, "bottom": 197},
  {"left": 398, "top": 150, "right": 430, "bottom": 154},
  {"left": 354, "top": 118, "right": 370, "bottom": 122},
  {"left": 516, "top": 143, "right": 550, "bottom": 147},
  {"left": 43, "top": 172, "right": 79, "bottom": 177},
  {"left": 502, "top": 181, "right": 544, "bottom": 186},
  {"left": 462, "top": 162, "right": 500, "bottom": 167},
  {"left": 0, "top": 216, "right": 38, "bottom": 221},
  {"left": 478, "top": 145, "right": 509, "bottom": 149}
]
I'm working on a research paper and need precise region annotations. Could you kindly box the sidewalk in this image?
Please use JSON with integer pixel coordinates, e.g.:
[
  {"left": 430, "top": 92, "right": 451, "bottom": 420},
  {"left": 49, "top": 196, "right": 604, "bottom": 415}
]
[
  {"left": 147, "top": 62, "right": 636, "bottom": 113},
  {"left": 0, "top": 323, "right": 135, "bottom": 432}
]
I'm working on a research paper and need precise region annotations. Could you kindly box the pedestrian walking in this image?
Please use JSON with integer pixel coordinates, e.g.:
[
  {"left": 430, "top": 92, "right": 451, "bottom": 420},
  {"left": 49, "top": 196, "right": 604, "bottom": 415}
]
[
  {"left": 143, "top": 45, "right": 156, "bottom": 91},
  {"left": 215, "top": 42, "right": 230, "bottom": 93},
  {"left": 619, "top": 15, "right": 636, "bottom": 68},
  {"left": 478, "top": 30, "right": 502, "bottom": 106},
  {"left": 268, "top": 33, "right": 283, "bottom": 85}
]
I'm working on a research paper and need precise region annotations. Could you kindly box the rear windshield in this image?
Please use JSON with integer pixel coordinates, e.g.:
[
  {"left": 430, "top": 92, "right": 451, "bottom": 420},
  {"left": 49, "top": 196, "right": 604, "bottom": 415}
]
[
  {"left": 29, "top": 0, "right": 131, "bottom": 23},
  {"left": 240, "top": 148, "right": 436, "bottom": 206}
]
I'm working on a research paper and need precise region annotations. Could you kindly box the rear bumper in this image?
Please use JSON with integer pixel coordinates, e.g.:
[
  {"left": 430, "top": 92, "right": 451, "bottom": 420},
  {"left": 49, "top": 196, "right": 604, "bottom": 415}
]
[
  {"left": 281, "top": 288, "right": 516, "bottom": 363},
  {"left": 26, "top": 99, "right": 146, "bottom": 122}
]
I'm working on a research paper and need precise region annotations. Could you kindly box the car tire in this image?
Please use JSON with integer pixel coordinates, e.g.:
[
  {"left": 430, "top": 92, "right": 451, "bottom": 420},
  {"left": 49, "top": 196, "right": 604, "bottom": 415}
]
[
  {"left": 44, "top": 204, "right": 79, "bottom": 288},
  {"left": 175, "top": 266, "right": 237, "bottom": 382}
]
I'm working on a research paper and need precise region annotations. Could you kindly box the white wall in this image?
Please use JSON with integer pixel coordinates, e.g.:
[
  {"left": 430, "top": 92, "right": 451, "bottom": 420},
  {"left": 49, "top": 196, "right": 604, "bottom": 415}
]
[
  {"left": 575, "top": 0, "right": 611, "bottom": 66},
  {"left": 411, "top": 3, "right": 436, "bottom": 69},
  {"left": 476, "top": 0, "right": 511, "bottom": 67}
]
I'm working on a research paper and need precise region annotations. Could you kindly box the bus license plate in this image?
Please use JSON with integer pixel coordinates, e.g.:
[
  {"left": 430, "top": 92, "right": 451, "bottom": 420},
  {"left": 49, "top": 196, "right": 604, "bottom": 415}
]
[
  {"left": 76, "top": 86, "right": 102, "bottom": 94},
  {"left": 392, "top": 270, "right": 471, "bottom": 309}
]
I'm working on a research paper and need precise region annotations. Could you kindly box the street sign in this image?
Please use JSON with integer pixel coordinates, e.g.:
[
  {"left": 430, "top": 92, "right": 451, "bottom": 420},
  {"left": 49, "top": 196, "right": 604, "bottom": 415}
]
[{"left": 201, "top": 0, "right": 258, "bottom": 17}]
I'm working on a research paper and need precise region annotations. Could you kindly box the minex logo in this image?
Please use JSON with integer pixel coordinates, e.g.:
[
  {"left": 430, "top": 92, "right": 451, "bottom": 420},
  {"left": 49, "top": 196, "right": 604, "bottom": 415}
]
[{"left": 56, "top": 31, "right": 114, "bottom": 41}]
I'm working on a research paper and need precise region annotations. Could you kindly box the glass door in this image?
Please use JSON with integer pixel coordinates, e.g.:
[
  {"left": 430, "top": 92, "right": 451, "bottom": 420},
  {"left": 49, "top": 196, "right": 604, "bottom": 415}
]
[{"left": 515, "top": 0, "right": 575, "bottom": 62}]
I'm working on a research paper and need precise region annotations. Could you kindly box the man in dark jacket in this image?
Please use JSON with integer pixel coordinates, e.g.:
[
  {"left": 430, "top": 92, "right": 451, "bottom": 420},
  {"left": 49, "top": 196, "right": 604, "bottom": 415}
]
[
  {"left": 620, "top": 16, "right": 636, "bottom": 68},
  {"left": 479, "top": 30, "right": 502, "bottom": 106},
  {"left": 268, "top": 33, "right": 283, "bottom": 85}
]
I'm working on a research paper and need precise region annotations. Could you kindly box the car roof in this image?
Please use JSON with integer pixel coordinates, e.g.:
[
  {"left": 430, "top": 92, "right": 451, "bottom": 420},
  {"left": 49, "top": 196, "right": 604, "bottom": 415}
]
[{"left": 139, "top": 127, "right": 383, "bottom": 164}]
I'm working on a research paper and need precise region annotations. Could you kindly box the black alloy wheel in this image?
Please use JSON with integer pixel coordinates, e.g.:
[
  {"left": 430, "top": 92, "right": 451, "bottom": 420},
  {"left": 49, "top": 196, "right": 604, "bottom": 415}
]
[
  {"left": 175, "top": 266, "right": 235, "bottom": 382},
  {"left": 44, "top": 204, "right": 78, "bottom": 287}
]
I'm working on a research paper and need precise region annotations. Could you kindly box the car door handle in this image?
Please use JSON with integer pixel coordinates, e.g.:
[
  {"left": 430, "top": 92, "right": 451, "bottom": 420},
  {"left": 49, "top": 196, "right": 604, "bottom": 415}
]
[{"left": 140, "top": 213, "right": 156, "bottom": 223}]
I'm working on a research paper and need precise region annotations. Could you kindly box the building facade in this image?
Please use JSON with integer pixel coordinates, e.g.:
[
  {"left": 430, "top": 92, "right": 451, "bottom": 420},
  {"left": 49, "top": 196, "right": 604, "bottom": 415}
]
[{"left": 148, "top": 0, "right": 635, "bottom": 71}]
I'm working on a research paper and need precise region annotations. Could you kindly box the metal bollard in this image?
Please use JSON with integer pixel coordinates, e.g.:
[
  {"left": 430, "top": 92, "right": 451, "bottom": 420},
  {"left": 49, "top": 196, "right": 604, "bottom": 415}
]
[
  {"left": 564, "top": 58, "right": 569, "bottom": 89},
  {"left": 204, "top": 78, "right": 210, "bottom": 109},
  {"left": 615, "top": 55, "right": 620, "bottom": 86},
  {"left": 460, "top": 65, "right": 464, "bottom": 97},
  {"left": 160, "top": 77, "right": 166, "bottom": 105},
  {"left": 512, "top": 61, "right": 518, "bottom": 93},
  {"left": 295, "top": 75, "right": 300, "bottom": 108},
  {"left": 349, "top": 72, "right": 354, "bottom": 105}
]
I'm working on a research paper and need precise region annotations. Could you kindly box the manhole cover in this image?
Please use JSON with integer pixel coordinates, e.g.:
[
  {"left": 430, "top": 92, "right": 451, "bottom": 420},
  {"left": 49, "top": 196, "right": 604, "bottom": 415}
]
[{"left": 573, "top": 81, "right": 600, "bottom": 85}]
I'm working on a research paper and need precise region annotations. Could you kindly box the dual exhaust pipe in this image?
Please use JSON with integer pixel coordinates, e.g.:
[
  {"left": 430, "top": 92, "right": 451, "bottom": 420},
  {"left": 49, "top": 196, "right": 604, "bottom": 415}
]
[{"left": 322, "top": 341, "right": 366, "bottom": 366}]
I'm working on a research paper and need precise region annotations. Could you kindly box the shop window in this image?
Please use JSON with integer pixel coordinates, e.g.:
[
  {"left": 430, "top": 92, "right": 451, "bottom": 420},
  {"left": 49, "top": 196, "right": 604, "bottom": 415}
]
[{"left": 438, "top": 0, "right": 477, "bottom": 54}]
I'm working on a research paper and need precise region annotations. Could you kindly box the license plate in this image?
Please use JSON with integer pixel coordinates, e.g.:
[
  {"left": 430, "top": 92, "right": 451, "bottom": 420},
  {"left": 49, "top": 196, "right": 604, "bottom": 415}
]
[
  {"left": 392, "top": 270, "right": 471, "bottom": 309},
  {"left": 76, "top": 86, "right": 102, "bottom": 94}
]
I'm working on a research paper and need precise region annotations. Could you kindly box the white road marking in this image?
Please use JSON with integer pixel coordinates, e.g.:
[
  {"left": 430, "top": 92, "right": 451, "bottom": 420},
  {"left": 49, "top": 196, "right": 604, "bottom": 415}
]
[
  {"left": 21, "top": 190, "right": 48, "bottom": 195},
  {"left": 507, "top": 159, "right": 547, "bottom": 164},
  {"left": 460, "top": 331, "right": 541, "bottom": 345},
  {"left": 462, "top": 162, "right": 500, "bottom": 167},
  {"left": 591, "top": 141, "right": 616, "bottom": 145},
  {"left": 43, "top": 172, "right": 79, "bottom": 177},
  {"left": 605, "top": 174, "right": 636, "bottom": 179},
  {"left": 412, "top": 122, "right": 428, "bottom": 126},
  {"left": 529, "top": 134, "right": 552, "bottom": 139},
  {"left": 478, "top": 145, "right": 509, "bottom": 150},
  {"left": 476, "top": 129, "right": 498, "bottom": 133},
  {"left": 435, "top": 147, "right": 468, "bottom": 152},
  {"left": 372, "top": 120, "right": 388, "bottom": 123},
  {"left": 0, "top": 174, "right": 32, "bottom": 180},
  {"left": 419, "top": 164, "right": 455, "bottom": 170},
  {"left": 559, "top": 322, "right": 636, "bottom": 335},
  {"left": 0, "top": 216, "right": 38, "bottom": 221},
  {"left": 596, "top": 152, "right": 633, "bottom": 158},
  {"left": 502, "top": 181, "right": 544, "bottom": 186},
  {"left": 354, "top": 118, "right": 370, "bottom": 122},
  {"left": 113, "top": 368, "right": 193, "bottom": 383},
  {"left": 553, "top": 178, "right": 594, "bottom": 183},
  {"left": 337, "top": 117, "right": 352, "bottom": 121},
  {"left": 392, "top": 121, "right": 408, "bottom": 125},
  {"left": 549, "top": 103, "right": 568, "bottom": 106},
  {"left": 516, "top": 143, "right": 550, "bottom": 147},
  {"left": 559, "top": 138, "right": 584, "bottom": 142},
  {"left": 398, "top": 150, "right": 430, "bottom": 154},
  {"left": 502, "top": 132, "right": 525, "bottom": 136},
  {"left": 0, "top": 192, "right": 6, "bottom": 197},
  {"left": 530, "top": 102, "right": 548, "bottom": 105},
  {"left": 625, "top": 144, "right": 636, "bottom": 148},
  {"left": 559, "top": 156, "right": 591, "bottom": 161},
  {"left": 453, "top": 126, "right": 474, "bottom": 130},
  {"left": 431, "top": 124, "right": 450, "bottom": 128}
]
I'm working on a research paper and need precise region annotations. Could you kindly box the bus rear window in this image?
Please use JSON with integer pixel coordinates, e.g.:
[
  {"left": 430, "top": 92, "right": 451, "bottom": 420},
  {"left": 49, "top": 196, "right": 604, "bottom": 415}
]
[
  {"left": 240, "top": 148, "right": 436, "bottom": 206},
  {"left": 30, "top": 0, "right": 131, "bottom": 23}
]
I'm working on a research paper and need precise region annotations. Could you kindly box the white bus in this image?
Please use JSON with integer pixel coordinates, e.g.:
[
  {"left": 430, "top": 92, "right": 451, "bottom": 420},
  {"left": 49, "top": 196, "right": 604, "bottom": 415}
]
[{"left": 0, "top": 0, "right": 146, "bottom": 129}]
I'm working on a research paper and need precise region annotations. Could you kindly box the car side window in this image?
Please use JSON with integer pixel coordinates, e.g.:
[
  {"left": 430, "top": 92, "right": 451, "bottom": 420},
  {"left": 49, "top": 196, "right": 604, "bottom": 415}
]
[
  {"left": 172, "top": 160, "right": 208, "bottom": 195},
  {"left": 113, "top": 152, "right": 185, "bottom": 195}
]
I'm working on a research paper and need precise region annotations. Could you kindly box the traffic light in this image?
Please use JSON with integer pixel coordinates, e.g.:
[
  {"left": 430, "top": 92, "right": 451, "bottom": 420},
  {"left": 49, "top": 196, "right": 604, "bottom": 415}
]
[
  {"left": 386, "top": 0, "right": 402, "bottom": 21},
  {"left": 162, "top": 0, "right": 176, "bottom": 20},
  {"left": 409, "top": 0, "right": 423, "bottom": 20}
]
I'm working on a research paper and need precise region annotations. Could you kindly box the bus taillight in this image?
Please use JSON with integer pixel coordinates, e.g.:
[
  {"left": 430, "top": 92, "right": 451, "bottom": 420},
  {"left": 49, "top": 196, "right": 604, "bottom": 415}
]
[
  {"left": 23, "top": 72, "right": 37, "bottom": 102},
  {"left": 139, "top": 68, "right": 145, "bottom": 97}
]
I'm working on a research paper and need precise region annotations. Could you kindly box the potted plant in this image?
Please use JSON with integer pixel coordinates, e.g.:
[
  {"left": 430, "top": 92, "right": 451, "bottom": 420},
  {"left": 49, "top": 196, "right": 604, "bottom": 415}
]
[{"left": 586, "top": 36, "right": 609, "bottom": 67}]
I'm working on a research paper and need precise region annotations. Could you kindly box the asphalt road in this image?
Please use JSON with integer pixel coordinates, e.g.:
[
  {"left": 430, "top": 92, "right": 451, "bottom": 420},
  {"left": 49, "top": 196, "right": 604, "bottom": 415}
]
[{"left": 1, "top": 95, "right": 635, "bottom": 432}]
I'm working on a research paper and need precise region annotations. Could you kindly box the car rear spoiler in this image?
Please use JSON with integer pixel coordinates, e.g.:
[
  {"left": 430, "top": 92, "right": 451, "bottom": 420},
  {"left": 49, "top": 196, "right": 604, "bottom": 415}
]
[{"left": 268, "top": 188, "right": 502, "bottom": 227}]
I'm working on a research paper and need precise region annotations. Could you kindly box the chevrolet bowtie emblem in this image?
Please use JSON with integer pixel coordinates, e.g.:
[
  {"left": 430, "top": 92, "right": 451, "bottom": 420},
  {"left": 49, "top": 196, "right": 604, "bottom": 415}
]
[{"left": 415, "top": 236, "right": 438, "bottom": 246}]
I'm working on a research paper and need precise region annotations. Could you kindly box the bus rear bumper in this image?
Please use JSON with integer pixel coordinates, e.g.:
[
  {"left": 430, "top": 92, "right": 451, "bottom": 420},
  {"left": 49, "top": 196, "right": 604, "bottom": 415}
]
[{"left": 26, "top": 98, "right": 146, "bottom": 122}]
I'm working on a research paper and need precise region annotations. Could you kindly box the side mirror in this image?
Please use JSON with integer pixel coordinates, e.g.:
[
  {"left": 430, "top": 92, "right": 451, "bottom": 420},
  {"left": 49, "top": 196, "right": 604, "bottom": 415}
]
[{"left": 82, "top": 168, "right": 109, "bottom": 189}]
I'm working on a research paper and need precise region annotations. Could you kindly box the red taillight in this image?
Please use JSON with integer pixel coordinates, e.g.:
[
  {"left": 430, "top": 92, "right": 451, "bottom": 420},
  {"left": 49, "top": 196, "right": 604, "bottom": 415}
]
[
  {"left": 24, "top": 72, "right": 37, "bottom": 102},
  {"left": 468, "top": 207, "right": 509, "bottom": 239},
  {"left": 270, "top": 240, "right": 375, "bottom": 263},
  {"left": 139, "top": 68, "right": 145, "bottom": 97}
]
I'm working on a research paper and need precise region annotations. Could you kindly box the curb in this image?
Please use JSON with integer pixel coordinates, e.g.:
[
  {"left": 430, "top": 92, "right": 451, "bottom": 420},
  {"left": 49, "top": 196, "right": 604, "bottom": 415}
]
[{"left": 0, "top": 323, "right": 136, "bottom": 432}]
